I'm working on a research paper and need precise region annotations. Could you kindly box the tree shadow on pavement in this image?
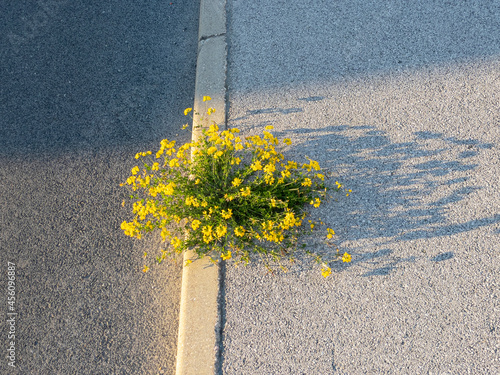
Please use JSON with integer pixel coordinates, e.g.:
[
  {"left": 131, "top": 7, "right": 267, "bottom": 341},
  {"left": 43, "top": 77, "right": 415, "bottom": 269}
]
[
  {"left": 291, "top": 123, "right": 498, "bottom": 274},
  {"left": 229, "top": 107, "right": 499, "bottom": 277}
]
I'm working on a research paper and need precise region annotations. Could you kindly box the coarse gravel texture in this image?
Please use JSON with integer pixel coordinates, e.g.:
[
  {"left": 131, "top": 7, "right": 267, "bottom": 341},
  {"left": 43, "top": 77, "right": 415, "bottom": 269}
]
[
  {"left": 0, "top": 1, "right": 200, "bottom": 374},
  {"left": 221, "top": 0, "right": 499, "bottom": 374}
]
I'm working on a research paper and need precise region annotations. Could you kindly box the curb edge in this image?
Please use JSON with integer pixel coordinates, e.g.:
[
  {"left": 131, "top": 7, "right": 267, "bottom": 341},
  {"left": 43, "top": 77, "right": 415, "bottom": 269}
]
[{"left": 175, "top": 1, "right": 227, "bottom": 374}]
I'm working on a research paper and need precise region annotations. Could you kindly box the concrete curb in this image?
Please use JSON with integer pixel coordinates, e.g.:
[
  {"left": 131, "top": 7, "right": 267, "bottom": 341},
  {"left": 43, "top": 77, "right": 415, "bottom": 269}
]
[{"left": 175, "top": 1, "right": 227, "bottom": 374}]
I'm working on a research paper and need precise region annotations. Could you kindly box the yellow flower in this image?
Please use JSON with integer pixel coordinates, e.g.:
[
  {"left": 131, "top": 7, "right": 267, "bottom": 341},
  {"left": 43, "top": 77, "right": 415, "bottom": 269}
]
[
  {"left": 234, "top": 226, "right": 245, "bottom": 237},
  {"left": 131, "top": 166, "right": 140, "bottom": 175},
  {"left": 143, "top": 265, "right": 150, "bottom": 273},
  {"left": 221, "top": 130, "right": 233, "bottom": 139},
  {"left": 203, "top": 96, "right": 211, "bottom": 102},
  {"left": 264, "top": 174, "right": 275, "bottom": 185},
  {"left": 262, "top": 220, "right": 274, "bottom": 231},
  {"left": 265, "top": 125, "right": 274, "bottom": 130},
  {"left": 161, "top": 139, "right": 176, "bottom": 149},
  {"left": 270, "top": 198, "right": 277, "bottom": 207},
  {"left": 203, "top": 234, "right": 213, "bottom": 244},
  {"left": 284, "top": 138, "right": 292, "bottom": 145},
  {"left": 191, "top": 220, "right": 201, "bottom": 230},
  {"left": 301, "top": 178, "right": 312, "bottom": 187},
  {"left": 184, "top": 107, "right": 192, "bottom": 115},
  {"left": 160, "top": 227, "right": 171, "bottom": 241},
  {"left": 250, "top": 160, "right": 263, "bottom": 171},
  {"left": 149, "top": 186, "right": 159, "bottom": 197},
  {"left": 185, "top": 196, "right": 200, "bottom": 207},
  {"left": 309, "top": 159, "right": 321, "bottom": 171},
  {"left": 215, "top": 224, "right": 227, "bottom": 238},
  {"left": 263, "top": 163, "right": 276, "bottom": 174},
  {"left": 232, "top": 178, "right": 242, "bottom": 187},
  {"left": 221, "top": 209, "right": 232, "bottom": 219},
  {"left": 310, "top": 197, "right": 321, "bottom": 208},
  {"left": 321, "top": 266, "right": 332, "bottom": 278},
  {"left": 235, "top": 143, "right": 244, "bottom": 151},
  {"left": 280, "top": 212, "right": 301, "bottom": 230},
  {"left": 184, "top": 259, "right": 192, "bottom": 266},
  {"left": 231, "top": 157, "right": 241, "bottom": 165},
  {"left": 177, "top": 149, "right": 186, "bottom": 159},
  {"left": 326, "top": 228, "right": 335, "bottom": 239},
  {"left": 163, "top": 181, "right": 176, "bottom": 195},
  {"left": 121, "top": 220, "right": 137, "bottom": 237},
  {"left": 240, "top": 186, "right": 251, "bottom": 197},
  {"left": 207, "top": 107, "right": 216, "bottom": 115},
  {"left": 152, "top": 162, "right": 159, "bottom": 171},
  {"left": 214, "top": 150, "right": 223, "bottom": 158},
  {"left": 316, "top": 173, "right": 325, "bottom": 181},
  {"left": 342, "top": 253, "right": 352, "bottom": 263},
  {"left": 169, "top": 159, "right": 180, "bottom": 168},
  {"left": 260, "top": 151, "right": 271, "bottom": 160},
  {"left": 207, "top": 146, "right": 217, "bottom": 155},
  {"left": 171, "top": 237, "right": 182, "bottom": 249},
  {"left": 281, "top": 170, "right": 291, "bottom": 179},
  {"left": 221, "top": 251, "right": 232, "bottom": 260}
]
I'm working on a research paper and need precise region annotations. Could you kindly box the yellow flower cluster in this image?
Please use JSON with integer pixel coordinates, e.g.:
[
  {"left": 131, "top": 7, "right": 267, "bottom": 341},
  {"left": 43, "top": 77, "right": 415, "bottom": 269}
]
[
  {"left": 310, "top": 197, "right": 321, "bottom": 208},
  {"left": 121, "top": 103, "right": 351, "bottom": 277},
  {"left": 280, "top": 211, "right": 302, "bottom": 230},
  {"left": 191, "top": 219, "right": 201, "bottom": 230},
  {"left": 321, "top": 266, "right": 332, "bottom": 278},
  {"left": 240, "top": 187, "right": 251, "bottom": 197},
  {"left": 149, "top": 181, "right": 176, "bottom": 197},
  {"left": 221, "top": 209, "right": 232, "bottom": 219},
  {"left": 302, "top": 178, "right": 312, "bottom": 187},
  {"left": 121, "top": 220, "right": 141, "bottom": 238},
  {"left": 216, "top": 224, "right": 227, "bottom": 238},
  {"left": 234, "top": 226, "right": 245, "bottom": 237},
  {"left": 202, "top": 225, "right": 213, "bottom": 244},
  {"left": 342, "top": 253, "right": 352, "bottom": 263},
  {"left": 171, "top": 237, "right": 181, "bottom": 249},
  {"left": 135, "top": 151, "right": 152, "bottom": 159}
]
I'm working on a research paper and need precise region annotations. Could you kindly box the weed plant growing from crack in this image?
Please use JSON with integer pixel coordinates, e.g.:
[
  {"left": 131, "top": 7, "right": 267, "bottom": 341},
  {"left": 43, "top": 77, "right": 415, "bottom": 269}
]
[{"left": 121, "top": 97, "right": 351, "bottom": 277}]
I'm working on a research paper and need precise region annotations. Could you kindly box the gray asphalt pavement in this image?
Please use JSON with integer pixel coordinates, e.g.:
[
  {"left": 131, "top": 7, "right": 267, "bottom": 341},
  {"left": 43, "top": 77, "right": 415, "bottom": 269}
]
[
  {"left": 1, "top": 1, "right": 199, "bottom": 374},
  {"left": 221, "top": 1, "right": 499, "bottom": 374}
]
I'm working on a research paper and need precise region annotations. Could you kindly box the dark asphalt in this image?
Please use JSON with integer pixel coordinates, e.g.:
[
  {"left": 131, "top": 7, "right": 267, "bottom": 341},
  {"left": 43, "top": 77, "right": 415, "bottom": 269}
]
[{"left": 1, "top": 1, "right": 200, "bottom": 374}]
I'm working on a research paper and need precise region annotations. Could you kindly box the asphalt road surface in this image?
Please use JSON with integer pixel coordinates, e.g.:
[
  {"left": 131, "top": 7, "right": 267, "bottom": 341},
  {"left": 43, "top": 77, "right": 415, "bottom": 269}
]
[
  {"left": 1, "top": 1, "right": 199, "bottom": 374},
  {"left": 221, "top": 0, "right": 499, "bottom": 374}
]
